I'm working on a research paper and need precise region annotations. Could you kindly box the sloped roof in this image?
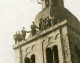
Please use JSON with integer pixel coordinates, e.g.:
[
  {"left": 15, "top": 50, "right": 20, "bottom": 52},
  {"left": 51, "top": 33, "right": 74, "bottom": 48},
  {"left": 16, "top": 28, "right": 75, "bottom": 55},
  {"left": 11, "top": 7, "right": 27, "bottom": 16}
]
[{"left": 33, "top": 6, "right": 80, "bottom": 32}]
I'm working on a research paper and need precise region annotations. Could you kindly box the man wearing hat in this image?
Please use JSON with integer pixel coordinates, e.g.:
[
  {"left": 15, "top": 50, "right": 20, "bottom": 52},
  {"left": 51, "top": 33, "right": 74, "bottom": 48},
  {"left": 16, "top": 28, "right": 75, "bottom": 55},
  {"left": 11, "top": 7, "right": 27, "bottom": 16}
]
[
  {"left": 17, "top": 31, "right": 22, "bottom": 42},
  {"left": 21, "top": 27, "right": 30, "bottom": 40},
  {"left": 31, "top": 22, "right": 39, "bottom": 35},
  {"left": 39, "top": 18, "right": 42, "bottom": 31},
  {"left": 47, "top": 16, "right": 51, "bottom": 28}
]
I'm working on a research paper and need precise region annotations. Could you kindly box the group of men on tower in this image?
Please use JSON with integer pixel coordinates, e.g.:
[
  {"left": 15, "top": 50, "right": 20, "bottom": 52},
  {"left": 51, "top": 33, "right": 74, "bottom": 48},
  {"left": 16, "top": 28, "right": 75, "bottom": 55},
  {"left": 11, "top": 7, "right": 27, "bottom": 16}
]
[
  {"left": 39, "top": 17, "right": 57, "bottom": 31},
  {"left": 13, "top": 16, "right": 57, "bottom": 44},
  {"left": 13, "top": 22, "right": 39, "bottom": 44},
  {"left": 13, "top": 27, "right": 30, "bottom": 44}
]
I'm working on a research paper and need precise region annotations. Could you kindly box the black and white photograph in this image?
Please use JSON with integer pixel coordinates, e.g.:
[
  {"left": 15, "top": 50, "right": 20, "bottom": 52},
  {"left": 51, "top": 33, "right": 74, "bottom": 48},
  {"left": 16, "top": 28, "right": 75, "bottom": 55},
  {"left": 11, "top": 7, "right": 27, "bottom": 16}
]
[{"left": 0, "top": 0, "right": 80, "bottom": 63}]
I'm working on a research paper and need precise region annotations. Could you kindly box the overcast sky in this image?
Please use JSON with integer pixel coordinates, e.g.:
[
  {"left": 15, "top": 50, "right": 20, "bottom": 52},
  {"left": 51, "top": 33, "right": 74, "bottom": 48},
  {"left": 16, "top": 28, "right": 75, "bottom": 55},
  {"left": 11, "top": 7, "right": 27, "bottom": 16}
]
[{"left": 0, "top": 0, "right": 80, "bottom": 63}]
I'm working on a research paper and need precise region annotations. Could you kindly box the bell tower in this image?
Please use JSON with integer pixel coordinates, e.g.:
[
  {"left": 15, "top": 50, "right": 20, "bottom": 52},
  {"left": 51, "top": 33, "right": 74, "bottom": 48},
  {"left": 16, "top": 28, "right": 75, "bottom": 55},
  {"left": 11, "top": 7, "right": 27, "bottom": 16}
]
[{"left": 13, "top": 0, "right": 80, "bottom": 63}]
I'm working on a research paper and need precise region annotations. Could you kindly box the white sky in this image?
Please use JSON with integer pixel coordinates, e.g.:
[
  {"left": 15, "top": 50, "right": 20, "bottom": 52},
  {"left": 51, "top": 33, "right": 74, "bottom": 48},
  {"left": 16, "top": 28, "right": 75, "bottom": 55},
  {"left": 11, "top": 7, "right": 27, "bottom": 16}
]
[{"left": 0, "top": 0, "right": 80, "bottom": 63}]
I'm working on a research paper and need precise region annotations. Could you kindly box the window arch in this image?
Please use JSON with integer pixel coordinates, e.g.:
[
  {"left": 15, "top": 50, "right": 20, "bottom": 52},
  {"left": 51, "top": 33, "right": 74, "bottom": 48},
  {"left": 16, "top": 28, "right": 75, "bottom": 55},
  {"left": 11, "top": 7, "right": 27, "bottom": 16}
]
[
  {"left": 53, "top": 45, "right": 59, "bottom": 63},
  {"left": 46, "top": 45, "right": 59, "bottom": 63},
  {"left": 46, "top": 48, "right": 53, "bottom": 63},
  {"left": 31, "top": 54, "right": 35, "bottom": 63},
  {"left": 24, "top": 57, "right": 30, "bottom": 63}
]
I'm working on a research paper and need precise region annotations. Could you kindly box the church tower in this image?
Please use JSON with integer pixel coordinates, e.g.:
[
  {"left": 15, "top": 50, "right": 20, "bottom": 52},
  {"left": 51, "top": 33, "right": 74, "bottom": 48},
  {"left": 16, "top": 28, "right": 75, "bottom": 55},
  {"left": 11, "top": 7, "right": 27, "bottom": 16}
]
[{"left": 13, "top": 0, "right": 80, "bottom": 63}]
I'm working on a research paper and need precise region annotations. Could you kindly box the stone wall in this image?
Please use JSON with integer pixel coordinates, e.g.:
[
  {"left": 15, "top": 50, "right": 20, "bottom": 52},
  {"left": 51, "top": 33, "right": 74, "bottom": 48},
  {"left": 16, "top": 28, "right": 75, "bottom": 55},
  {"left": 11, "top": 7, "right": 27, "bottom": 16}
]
[
  {"left": 21, "top": 28, "right": 63, "bottom": 63},
  {"left": 13, "top": 20, "right": 80, "bottom": 63}
]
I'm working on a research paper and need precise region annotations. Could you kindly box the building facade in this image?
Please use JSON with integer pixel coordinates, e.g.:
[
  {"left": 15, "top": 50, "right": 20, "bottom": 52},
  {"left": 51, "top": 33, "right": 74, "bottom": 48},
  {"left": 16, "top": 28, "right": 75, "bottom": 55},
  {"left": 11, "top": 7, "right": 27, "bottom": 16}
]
[{"left": 13, "top": 0, "right": 80, "bottom": 63}]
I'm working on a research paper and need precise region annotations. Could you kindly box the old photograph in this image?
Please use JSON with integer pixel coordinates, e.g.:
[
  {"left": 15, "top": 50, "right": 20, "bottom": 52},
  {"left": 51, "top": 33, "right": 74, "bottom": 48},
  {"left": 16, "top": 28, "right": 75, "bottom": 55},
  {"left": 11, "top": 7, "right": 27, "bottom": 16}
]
[{"left": 0, "top": 0, "right": 80, "bottom": 63}]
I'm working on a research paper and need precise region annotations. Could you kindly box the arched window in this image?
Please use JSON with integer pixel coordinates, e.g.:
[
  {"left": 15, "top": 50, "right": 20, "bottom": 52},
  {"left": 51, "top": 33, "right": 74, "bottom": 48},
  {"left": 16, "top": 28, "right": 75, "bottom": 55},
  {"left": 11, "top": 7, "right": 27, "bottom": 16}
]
[
  {"left": 31, "top": 54, "right": 35, "bottom": 63},
  {"left": 46, "top": 45, "right": 59, "bottom": 63},
  {"left": 25, "top": 57, "right": 30, "bottom": 63},
  {"left": 53, "top": 45, "right": 59, "bottom": 63},
  {"left": 46, "top": 48, "right": 53, "bottom": 63}
]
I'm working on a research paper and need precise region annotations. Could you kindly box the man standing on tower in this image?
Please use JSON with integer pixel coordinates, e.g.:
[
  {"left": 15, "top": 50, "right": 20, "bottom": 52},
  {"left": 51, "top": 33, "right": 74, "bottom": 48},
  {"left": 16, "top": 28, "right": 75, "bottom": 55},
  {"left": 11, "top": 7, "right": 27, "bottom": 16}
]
[
  {"left": 31, "top": 22, "right": 39, "bottom": 35},
  {"left": 17, "top": 31, "right": 22, "bottom": 42},
  {"left": 13, "top": 31, "right": 18, "bottom": 44},
  {"left": 21, "top": 27, "right": 30, "bottom": 40},
  {"left": 47, "top": 17, "right": 51, "bottom": 28},
  {"left": 39, "top": 18, "right": 42, "bottom": 31}
]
